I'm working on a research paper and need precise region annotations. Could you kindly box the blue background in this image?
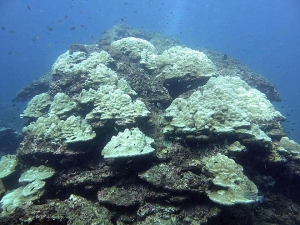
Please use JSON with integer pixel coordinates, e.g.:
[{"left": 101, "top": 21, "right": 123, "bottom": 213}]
[{"left": 0, "top": 0, "right": 299, "bottom": 142}]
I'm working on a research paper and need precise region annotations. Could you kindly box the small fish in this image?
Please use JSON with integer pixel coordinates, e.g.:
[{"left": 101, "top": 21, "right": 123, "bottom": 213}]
[
  {"left": 57, "top": 19, "right": 63, "bottom": 23},
  {"left": 64, "top": 15, "right": 69, "bottom": 19},
  {"left": 70, "top": 26, "right": 76, "bottom": 30},
  {"left": 26, "top": 5, "right": 31, "bottom": 11},
  {"left": 35, "top": 35, "right": 40, "bottom": 40},
  {"left": 46, "top": 25, "right": 53, "bottom": 31},
  {"left": 9, "top": 30, "right": 15, "bottom": 34},
  {"left": 1, "top": 26, "right": 5, "bottom": 31}
]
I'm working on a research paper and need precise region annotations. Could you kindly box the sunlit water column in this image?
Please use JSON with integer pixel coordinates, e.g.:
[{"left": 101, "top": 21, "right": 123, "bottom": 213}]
[{"left": 164, "top": 0, "right": 187, "bottom": 37}]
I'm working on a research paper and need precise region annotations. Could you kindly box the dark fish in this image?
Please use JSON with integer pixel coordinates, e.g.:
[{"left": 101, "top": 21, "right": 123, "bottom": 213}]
[
  {"left": 26, "top": 5, "right": 31, "bottom": 11},
  {"left": 222, "top": 54, "right": 228, "bottom": 60},
  {"left": 124, "top": 2, "right": 128, "bottom": 5},
  {"left": 70, "top": 26, "right": 76, "bottom": 30},
  {"left": 64, "top": 15, "right": 69, "bottom": 19},
  {"left": 46, "top": 26, "right": 53, "bottom": 31},
  {"left": 1, "top": 26, "right": 5, "bottom": 31}
]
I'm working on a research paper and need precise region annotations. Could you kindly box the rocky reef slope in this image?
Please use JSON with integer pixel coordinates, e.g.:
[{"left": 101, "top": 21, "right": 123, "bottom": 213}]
[{"left": 1, "top": 25, "right": 300, "bottom": 225}]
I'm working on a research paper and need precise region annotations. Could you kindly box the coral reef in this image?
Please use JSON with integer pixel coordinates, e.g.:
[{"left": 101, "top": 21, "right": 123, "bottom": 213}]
[
  {"left": 162, "top": 76, "right": 285, "bottom": 145},
  {"left": 2, "top": 25, "right": 299, "bottom": 224}
]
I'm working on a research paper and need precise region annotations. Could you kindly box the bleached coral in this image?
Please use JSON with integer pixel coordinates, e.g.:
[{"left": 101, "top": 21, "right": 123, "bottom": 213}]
[
  {"left": 163, "top": 76, "right": 284, "bottom": 144},
  {"left": 21, "top": 93, "right": 51, "bottom": 119},
  {"left": 79, "top": 85, "right": 150, "bottom": 125},
  {"left": 22, "top": 114, "right": 95, "bottom": 144},
  {"left": 203, "top": 153, "right": 259, "bottom": 205},
  {"left": 141, "top": 46, "right": 217, "bottom": 80},
  {"left": 48, "top": 93, "right": 77, "bottom": 119},
  {"left": 101, "top": 127, "right": 155, "bottom": 158},
  {"left": 51, "top": 51, "right": 113, "bottom": 76},
  {"left": 111, "top": 37, "right": 157, "bottom": 55}
]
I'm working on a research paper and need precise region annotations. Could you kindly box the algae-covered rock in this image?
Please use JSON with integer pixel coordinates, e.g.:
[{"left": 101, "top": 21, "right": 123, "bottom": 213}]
[
  {"left": 139, "top": 163, "right": 206, "bottom": 193},
  {"left": 203, "top": 153, "right": 259, "bottom": 205},
  {"left": 18, "top": 194, "right": 113, "bottom": 225},
  {"left": 111, "top": 37, "right": 157, "bottom": 56},
  {"left": 20, "top": 93, "right": 51, "bottom": 119},
  {"left": 19, "top": 165, "right": 55, "bottom": 183},
  {"left": 97, "top": 184, "right": 157, "bottom": 207},
  {"left": 163, "top": 76, "right": 284, "bottom": 144},
  {"left": 0, "top": 155, "right": 18, "bottom": 179},
  {"left": 23, "top": 114, "right": 96, "bottom": 144},
  {"left": 101, "top": 127, "right": 155, "bottom": 159},
  {"left": 51, "top": 50, "right": 113, "bottom": 76},
  {"left": 141, "top": 46, "right": 216, "bottom": 80},
  {"left": 83, "top": 85, "right": 150, "bottom": 125},
  {"left": 49, "top": 93, "right": 77, "bottom": 119},
  {"left": 0, "top": 180, "right": 5, "bottom": 198}
]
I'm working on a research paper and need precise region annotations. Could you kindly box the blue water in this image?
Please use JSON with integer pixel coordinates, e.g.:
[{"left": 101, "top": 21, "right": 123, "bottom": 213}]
[{"left": 0, "top": 0, "right": 299, "bottom": 142}]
